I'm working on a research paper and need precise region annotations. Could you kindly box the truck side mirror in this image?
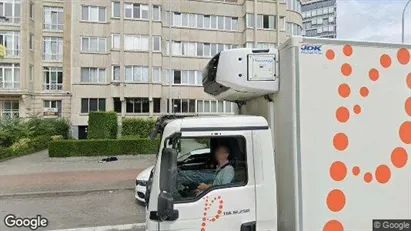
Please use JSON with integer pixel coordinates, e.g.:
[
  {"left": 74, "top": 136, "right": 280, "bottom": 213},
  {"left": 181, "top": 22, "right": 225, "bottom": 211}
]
[{"left": 157, "top": 148, "right": 178, "bottom": 221}]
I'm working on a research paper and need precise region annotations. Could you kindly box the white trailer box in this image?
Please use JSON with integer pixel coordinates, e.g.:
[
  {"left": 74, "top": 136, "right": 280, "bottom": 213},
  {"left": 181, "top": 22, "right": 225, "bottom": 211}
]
[{"left": 240, "top": 37, "right": 411, "bottom": 231}]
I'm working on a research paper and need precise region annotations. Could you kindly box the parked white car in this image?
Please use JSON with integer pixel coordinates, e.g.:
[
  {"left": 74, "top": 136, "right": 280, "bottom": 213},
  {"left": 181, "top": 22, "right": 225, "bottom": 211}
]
[{"left": 135, "top": 147, "right": 210, "bottom": 203}]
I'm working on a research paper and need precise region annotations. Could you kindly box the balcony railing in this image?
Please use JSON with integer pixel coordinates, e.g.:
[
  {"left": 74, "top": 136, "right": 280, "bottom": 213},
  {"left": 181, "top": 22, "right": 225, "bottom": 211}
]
[
  {"left": 0, "top": 82, "right": 21, "bottom": 90},
  {"left": 43, "top": 84, "right": 63, "bottom": 91}
]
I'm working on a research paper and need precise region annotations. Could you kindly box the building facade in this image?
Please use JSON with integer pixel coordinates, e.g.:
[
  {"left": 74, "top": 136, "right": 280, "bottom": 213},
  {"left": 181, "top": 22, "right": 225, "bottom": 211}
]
[
  {"left": 301, "top": 0, "right": 336, "bottom": 38},
  {"left": 0, "top": 0, "right": 302, "bottom": 139}
]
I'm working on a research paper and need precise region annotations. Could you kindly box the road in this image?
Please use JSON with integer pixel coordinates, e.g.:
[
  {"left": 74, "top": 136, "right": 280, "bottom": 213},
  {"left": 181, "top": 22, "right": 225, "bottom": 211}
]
[
  {"left": 0, "top": 151, "right": 156, "bottom": 230},
  {"left": 0, "top": 189, "right": 146, "bottom": 231}
]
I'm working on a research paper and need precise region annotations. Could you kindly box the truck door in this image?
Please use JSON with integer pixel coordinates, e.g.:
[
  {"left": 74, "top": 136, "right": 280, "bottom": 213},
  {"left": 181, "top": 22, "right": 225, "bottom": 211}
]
[{"left": 147, "top": 130, "right": 257, "bottom": 231}]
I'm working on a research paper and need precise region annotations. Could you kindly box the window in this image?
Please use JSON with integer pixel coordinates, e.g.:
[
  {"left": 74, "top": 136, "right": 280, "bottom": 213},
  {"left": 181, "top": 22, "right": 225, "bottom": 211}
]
[
  {"left": 152, "top": 36, "right": 161, "bottom": 51},
  {"left": 152, "top": 5, "right": 161, "bottom": 21},
  {"left": 166, "top": 70, "right": 203, "bottom": 85},
  {"left": 126, "top": 98, "right": 149, "bottom": 113},
  {"left": 43, "top": 100, "right": 62, "bottom": 117},
  {"left": 167, "top": 41, "right": 237, "bottom": 57},
  {"left": 280, "top": 17, "right": 286, "bottom": 30},
  {"left": 0, "top": 31, "right": 20, "bottom": 57},
  {"left": 112, "top": 66, "right": 120, "bottom": 81},
  {"left": 43, "top": 37, "right": 63, "bottom": 61},
  {"left": 43, "top": 67, "right": 63, "bottom": 91},
  {"left": 81, "top": 5, "right": 106, "bottom": 22},
  {"left": 125, "top": 66, "right": 149, "bottom": 83},
  {"left": 153, "top": 98, "right": 161, "bottom": 113},
  {"left": 44, "top": 7, "right": 63, "bottom": 30},
  {"left": 152, "top": 67, "right": 161, "bottom": 83},
  {"left": 112, "top": 34, "right": 120, "bottom": 49},
  {"left": 124, "top": 3, "right": 148, "bottom": 20},
  {"left": 168, "top": 11, "right": 237, "bottom": 31},
  {"left": 197, "top": 100, "right": 233, "bottom": 114},
  {"left": 29, "top": 33, "right": 34, "bottom": 49},
  {"left": 124, "top": 35, "right": 149, "bottom": 51},
  {"left": 81, "top": 37, "right": 106, "bottom": 53},
  {"left": 0, "top": 64, "right": 20, "bottom": 89},
  {"left": 0, "top": 0, "right": 21, "bottom": 24},
  {"left": 29, "top": 2, "right": 34, "bottom": 19},
  {"left": 1, "top": 101, "right": 19, "bottom": 119},
  {"left": 81, "top": 68, "right": 106, "bottom": 83},
  {"left": 246, "top": 14, "right": 254, "bottom": 28},
  {"left": 256, "top": 15, "right": 275, "bottom": 29},
  {"left": 112, "top": 2, "right": 120, "bottom": 18},
  {"left": 167, "top": 99, "right": 195, "bottom": 113},
  {"left": 169, "top": 136, "right": 247, "bottom": 202},
  {"left": 113, "top": 97, "right": 121, "bottom": 113},
  {"left": 81, "top": 98, "right": 106, "bottom": 113}
]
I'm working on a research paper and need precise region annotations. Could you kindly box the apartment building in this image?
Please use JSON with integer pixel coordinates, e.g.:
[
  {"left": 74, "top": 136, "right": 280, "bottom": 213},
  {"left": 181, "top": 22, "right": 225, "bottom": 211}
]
[
  {"left": 0, "top": 0, "right": 302, "bottom": 139},
  {"left": 301, "top": 0, "right": 336, "bottom": 38}
]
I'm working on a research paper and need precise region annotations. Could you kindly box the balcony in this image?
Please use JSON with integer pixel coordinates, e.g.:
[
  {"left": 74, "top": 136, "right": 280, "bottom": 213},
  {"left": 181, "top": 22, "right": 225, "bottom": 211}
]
[{"left": 43, "top": 83, "right": 63, "bottom": 91}]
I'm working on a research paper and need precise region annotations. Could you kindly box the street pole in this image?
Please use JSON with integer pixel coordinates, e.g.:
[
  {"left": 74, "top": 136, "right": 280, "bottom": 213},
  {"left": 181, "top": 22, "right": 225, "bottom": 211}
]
[
  {"left": 168, "top": 0, "right": 172, "bottom": 114},
  {"left": 402, "top": 0, "right": 411, "bottom": 43}
]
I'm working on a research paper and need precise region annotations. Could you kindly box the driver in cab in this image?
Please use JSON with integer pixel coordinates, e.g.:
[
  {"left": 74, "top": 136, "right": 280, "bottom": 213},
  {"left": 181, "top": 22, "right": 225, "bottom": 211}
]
[{"left": 195, "top": 145, "right": 234, "bottom": 193}]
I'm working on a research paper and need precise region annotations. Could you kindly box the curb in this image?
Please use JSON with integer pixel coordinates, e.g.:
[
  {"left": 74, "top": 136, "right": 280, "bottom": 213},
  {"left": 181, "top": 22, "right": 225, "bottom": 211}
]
[
  {"left": 48, "top": 223, "right": 146, "bottom": 231},
  {"left": 0, "top": 187, "right": 134, "bottom": 199}
]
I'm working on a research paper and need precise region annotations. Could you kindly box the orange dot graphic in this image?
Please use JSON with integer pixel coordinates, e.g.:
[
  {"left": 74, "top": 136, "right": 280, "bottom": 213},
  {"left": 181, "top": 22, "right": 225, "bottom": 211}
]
[
  {"left": 352, "top": 166, "right": 360, "bottom": 176},
  {"left": 353, "top": 105, "right": 361, "bottom": 114},
  {"left": 397, "top": 48, "right": 410, "bottom": 65},
  {"left": 333, "top": 133, "right": 349, "bottom": 151},
  {"left": 336, "top": 107, "right": 350, "bottom": 123},
  {"left": 341, "top": 63, "right": 352, "bottom": 76},
  {"left": 399, "top": 121, "right": 411, "bottom": 144},
  {"left": 375, "top": 165, "right": 391, "bottom": 184},
  {"left": 219, "top": 205, "right": 223, "bottom": 209},
  {"left": 391, "top": 147, "right": 408, "bottom": 168},
  {"left": 212, "top": 218, "right": 215, "bottom": 222},
  {"left": 202, "top": 223, "right": 206, "bottom": 227},
  {"left": 215, "top": 215, "right": 220, "bottom": 219},
  {"left": 323, "top": 220, "right": 344, "bottom": 231},
  {"left": 202, "top": 218, "right": 206, "bottom": 221},
  {"left": 360, "top": 87, "right": 369, "bottom": 97},
  {"left": 369, "top": 68, "right": 379, "bottom": 81},
  {"left": 326, "top": 189, "right": 346, "bottom": 212},
  {"left": 217, "top": 210, "right": 222, "bottom": 214},
  {"left": 364, "top": 172, "right": 373, "bottom": 183},
  {"left": 338, "top": 84, "right": 351, "bottom": 98},
  {"left": 380, "top": 54, "right": 392, "bottom": 68},
  {"left": 201, "top": 228, "right": 205, "bottom": 231},
  {"left": 204, "top": 212, "right": 207, "bottom": 216},
  {"left": 343, "top": 45, "right": 353, "bottom": 56},
  {"left": 407, "top": 73, "right": 411, "bottom": 89},
  {"left": 405, "top": 97, "right": 411, "bottom": 116},
  {"left": 326, "top": 49, "right": 335, "bottom": 60},
  {"left": 330, "top": 161, "right": 347, "bottom": 181}
]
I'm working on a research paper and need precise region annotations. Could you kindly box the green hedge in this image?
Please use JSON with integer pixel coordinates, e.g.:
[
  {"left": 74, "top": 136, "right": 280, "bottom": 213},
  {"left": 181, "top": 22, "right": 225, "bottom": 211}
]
[
  {"left": 88, "top": 111, "right": 118, "bottom": 139},
  {"left": 49, "top": 138, "right": 160, "bottom": 157},
  {"left": 121, "top": 118, "right": 155, "bottom": 138},
  {"left": 0, "top": 136, "right": 51, "bottom": 161}
]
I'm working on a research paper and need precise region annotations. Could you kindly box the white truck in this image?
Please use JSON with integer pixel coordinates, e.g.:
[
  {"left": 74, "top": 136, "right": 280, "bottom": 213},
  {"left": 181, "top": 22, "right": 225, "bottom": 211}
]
[{"left": 145, "top": 36, "right": 411, "bottom": 231}]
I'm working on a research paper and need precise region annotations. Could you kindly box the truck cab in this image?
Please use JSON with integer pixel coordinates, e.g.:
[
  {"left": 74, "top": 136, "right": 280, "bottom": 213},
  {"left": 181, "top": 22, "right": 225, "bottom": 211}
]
[{"left": 145, "top": 116, "right": 277, "bottom": 231}]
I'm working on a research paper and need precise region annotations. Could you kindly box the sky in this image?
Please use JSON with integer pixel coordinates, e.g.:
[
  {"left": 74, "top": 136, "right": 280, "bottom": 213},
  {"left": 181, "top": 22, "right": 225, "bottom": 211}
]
[{"left": 337, "top": 0, "right": 411, "bottom": 44}]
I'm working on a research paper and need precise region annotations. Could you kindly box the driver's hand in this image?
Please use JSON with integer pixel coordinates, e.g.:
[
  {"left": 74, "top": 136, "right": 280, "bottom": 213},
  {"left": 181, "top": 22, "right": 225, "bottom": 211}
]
[{"left": 197, "top": 183, "right": 209, "bottom": 191}]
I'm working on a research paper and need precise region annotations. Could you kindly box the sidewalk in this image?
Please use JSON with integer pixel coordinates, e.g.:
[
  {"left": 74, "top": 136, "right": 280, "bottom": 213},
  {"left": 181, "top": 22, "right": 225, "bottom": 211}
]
[{"left": 0, "top": 150, "right": 156, "bottom": 196}]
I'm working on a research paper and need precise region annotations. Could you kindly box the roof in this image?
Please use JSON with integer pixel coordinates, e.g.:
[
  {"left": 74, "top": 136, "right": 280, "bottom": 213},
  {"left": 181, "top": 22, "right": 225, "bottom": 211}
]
[{"left": 167, "top": 115, "right": 269, "bottom": 130}]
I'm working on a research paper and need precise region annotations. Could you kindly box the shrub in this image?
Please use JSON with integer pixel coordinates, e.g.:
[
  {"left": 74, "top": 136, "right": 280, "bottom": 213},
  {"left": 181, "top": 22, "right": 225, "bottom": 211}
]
[
  {"left": 0, "top": 136, "right": 50, "bottom": 161},
  {"left": 0, "top": 130, "right": 14, "bottom": 147},
  {"left": 121, "top": 118, "right": 155, "bottom": 138},
  {"left": 50, "top": 119, "right": 71, "bottom": 139},
  {"left": 51, "top": 135, "right": 64, "bottom": 141},
  {"left": 88, "top": 112, "right": 118, "bottom": 139},
  {"left": 49, "top": 138, "right": 160, "bottom": 157}
]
